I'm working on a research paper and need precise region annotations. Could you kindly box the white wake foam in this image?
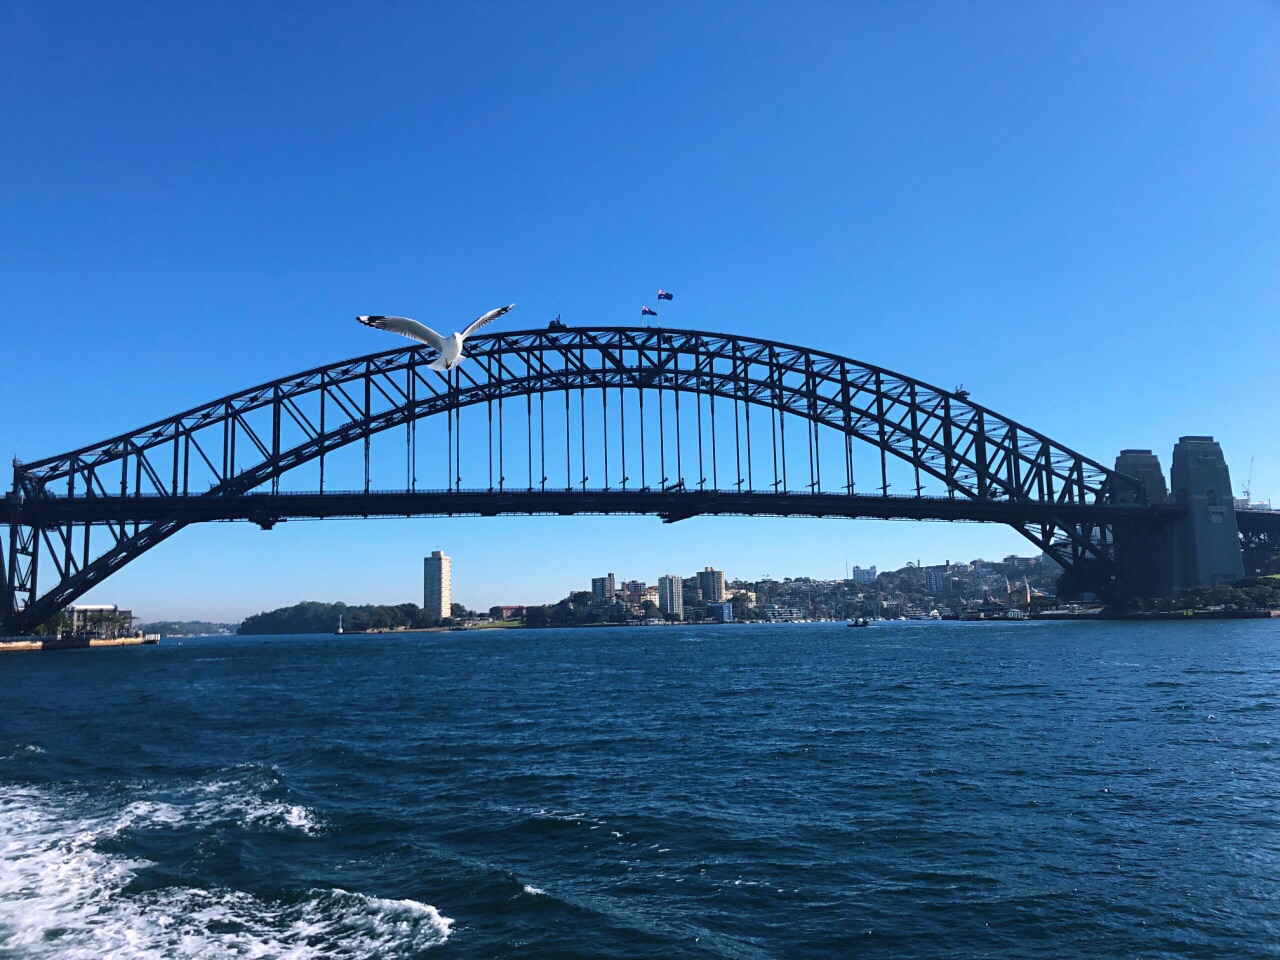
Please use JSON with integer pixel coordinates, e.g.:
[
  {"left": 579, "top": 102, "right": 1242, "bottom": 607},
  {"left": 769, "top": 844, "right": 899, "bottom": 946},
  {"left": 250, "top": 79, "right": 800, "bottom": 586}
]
[
  {"left": 190, "top": 770, "right": 327, "bottom": 835},
  {"left": 0, "top": 785, "right": 452, "bottom": 958}
]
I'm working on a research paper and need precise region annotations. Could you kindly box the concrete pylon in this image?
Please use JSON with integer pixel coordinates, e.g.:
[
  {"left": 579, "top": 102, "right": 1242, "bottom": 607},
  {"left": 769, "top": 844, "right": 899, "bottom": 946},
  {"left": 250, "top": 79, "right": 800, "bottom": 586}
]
[
  {"left": 1113, "top": 449, "right": 1168, "bottom": 505},
  {"left": 1170, "top": 436, "right": 1244, "bottom": 588},
  {"left": 1112, "top": 449, "right": 1177, "bottom": 598}
]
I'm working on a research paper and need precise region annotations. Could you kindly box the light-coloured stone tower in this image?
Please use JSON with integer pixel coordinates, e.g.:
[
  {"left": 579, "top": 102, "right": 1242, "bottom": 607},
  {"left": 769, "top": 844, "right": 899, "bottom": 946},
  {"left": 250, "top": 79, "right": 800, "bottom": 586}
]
[
  {"left": 1170, "top": 436, "right": 1244, "bottom": 587},
  {"left": 424, "top": 550, "right": 452, "bottom": 619}
]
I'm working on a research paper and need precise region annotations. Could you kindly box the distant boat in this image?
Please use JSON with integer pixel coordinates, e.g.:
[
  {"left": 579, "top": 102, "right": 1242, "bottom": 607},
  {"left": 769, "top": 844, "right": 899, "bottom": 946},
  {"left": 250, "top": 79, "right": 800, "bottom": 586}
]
[{"left": 847, "top": 618, "right": 871, "bottom": 628}]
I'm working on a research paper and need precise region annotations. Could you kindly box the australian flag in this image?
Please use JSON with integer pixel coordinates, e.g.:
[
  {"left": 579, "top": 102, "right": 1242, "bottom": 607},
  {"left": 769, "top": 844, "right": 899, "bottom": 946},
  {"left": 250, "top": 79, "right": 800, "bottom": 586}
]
[
  {"left": 657, "top": 290, "right": 674, "bottom": 301},
  {"left": 641, "top": 306, "right": 659, "bottom": 317}
]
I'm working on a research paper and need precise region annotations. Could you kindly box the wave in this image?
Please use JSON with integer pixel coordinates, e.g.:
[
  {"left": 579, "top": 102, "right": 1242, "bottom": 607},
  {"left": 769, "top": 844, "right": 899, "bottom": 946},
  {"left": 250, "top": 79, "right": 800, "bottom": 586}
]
[
  {"left": 88, "top": 768, "right": 328, "bottom": 837},
  {"left": 195, "top": 769, "right": 328, "bottom": 835},
  {"left": 0, "top": 784, "right": 452, "bottom": 958},
  {"left": 1, "top": 743, "right": 46, "bottom": 760}
]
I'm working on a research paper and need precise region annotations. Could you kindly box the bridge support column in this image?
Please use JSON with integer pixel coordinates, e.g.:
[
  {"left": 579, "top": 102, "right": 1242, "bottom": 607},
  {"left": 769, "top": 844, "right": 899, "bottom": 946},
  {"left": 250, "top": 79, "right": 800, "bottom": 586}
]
[
  {"left": 1169, "top": 436, "right": 1244, "bottom": 588},
  {"left": 1111, "top": 449, "right": 1178, "bottom": 598}
]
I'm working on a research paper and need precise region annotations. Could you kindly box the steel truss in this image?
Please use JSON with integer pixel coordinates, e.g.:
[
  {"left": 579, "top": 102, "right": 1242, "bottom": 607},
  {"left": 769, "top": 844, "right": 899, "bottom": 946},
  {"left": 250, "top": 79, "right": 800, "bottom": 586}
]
[
  {"left": 1238, "top": 509, "right": 1280, "bottom": 574},
  {"left": 3, "top": 326, "right": 1163, "bottom": 635}
]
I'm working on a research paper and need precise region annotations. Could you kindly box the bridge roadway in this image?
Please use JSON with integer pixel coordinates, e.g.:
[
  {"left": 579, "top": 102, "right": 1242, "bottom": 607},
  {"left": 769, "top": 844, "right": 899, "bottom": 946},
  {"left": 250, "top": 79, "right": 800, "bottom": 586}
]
[{"left": 1, "top": 488, "right": 1188, "bottom": 528}]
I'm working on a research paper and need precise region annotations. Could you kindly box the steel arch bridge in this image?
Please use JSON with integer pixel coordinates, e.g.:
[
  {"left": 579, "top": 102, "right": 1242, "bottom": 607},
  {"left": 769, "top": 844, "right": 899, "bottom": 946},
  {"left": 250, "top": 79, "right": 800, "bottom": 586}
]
[{"left": 2, "top": 325, "right": 1179, "bottom": 636}]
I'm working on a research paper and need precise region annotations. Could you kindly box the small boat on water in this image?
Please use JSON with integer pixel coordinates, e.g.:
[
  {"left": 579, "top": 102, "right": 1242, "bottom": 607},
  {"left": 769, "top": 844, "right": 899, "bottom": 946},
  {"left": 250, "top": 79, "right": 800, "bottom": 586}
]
[{"left": 847, "top": 617, "right": 871, "bottom": 628}]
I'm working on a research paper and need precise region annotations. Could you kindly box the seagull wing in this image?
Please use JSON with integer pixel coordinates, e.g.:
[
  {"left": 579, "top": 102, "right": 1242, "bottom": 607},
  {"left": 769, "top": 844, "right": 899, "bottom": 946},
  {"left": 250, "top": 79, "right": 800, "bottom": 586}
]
[
  {"left": 461, "top": 303, "right": 515, "bottom": 340},
  {"left": 356, "top": 316, "right": 447, "bottom": 351}
]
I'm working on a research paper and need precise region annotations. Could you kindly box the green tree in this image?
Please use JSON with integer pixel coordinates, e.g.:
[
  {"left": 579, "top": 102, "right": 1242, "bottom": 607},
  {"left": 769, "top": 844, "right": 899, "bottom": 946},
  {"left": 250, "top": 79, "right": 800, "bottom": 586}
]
[
  {"left": 239, "top": 600, "right": 444, "bottom": 635},
  {"left": 33, "top": 609, "right": 70, "bottom": 637},
  {"left": 523, "top": 606, "right": 552, "bottom": 628}
]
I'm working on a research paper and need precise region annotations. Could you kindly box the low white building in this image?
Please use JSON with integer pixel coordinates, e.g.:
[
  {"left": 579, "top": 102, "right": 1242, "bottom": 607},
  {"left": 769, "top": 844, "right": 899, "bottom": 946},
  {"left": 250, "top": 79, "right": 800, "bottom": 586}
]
[
  {"left": 68, "top": 604, "right": 134, "bottom": 638},
  {"left": 848, "top": 566, "right": 877, "bottom": 584}
]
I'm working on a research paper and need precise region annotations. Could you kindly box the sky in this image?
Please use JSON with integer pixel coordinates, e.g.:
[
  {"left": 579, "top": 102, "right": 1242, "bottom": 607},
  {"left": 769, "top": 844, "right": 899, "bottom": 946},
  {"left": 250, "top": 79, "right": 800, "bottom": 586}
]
[{"left": 1, "top": 1, "right": 1276, "bottom": 621}]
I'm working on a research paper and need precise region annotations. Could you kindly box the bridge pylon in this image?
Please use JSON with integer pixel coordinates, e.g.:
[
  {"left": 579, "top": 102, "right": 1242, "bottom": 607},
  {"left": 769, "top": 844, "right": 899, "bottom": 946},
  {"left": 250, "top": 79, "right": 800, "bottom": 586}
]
[
  {"left": 1170, "top": 436, "right": 1244, "bottom": 588},
  {"left": 1111, "top": 437, "right": 1245, "bottom": 599},
  {"left": 1111, "top": 448, "right": 1179, "bottom": 598}
]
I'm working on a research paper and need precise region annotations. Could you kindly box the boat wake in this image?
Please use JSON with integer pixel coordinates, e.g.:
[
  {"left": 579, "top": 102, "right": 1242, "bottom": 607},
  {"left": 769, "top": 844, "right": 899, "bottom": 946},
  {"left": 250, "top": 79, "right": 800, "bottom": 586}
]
[{"left": 0, "top": 783, "right": 453, "bottom": 958}]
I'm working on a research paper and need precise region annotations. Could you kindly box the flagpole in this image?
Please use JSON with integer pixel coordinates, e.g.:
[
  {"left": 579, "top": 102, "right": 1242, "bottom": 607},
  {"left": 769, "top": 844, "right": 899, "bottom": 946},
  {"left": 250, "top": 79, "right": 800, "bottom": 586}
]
[{"left": 655, "top": 288, "right": 673, "bottom": 326}]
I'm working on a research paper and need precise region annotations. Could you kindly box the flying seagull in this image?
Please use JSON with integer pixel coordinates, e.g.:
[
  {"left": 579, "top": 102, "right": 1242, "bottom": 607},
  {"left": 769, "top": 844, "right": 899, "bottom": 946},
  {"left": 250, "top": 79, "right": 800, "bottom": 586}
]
[{"left": 357, "top": 304, "right": 515, "bottom": 371}]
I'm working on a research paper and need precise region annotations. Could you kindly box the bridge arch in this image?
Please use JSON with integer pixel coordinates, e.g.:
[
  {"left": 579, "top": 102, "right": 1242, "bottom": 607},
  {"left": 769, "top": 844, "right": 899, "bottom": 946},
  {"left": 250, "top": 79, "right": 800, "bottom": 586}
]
[{"left": 4, "top": 326, "right": 1146, "bottom": 634}]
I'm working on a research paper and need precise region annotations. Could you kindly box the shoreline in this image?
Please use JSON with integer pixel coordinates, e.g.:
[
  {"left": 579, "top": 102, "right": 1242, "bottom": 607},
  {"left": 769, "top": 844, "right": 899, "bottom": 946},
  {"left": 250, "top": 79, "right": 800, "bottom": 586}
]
[
  {"left": 1033, "top": 609, "right": 1278, "bottom": 622},
  {"left": 239, "top": 609, "right": 1280, "bottom": 637},
  {"left": 0, "top": 636, "right": 160, "bottom": 653}
]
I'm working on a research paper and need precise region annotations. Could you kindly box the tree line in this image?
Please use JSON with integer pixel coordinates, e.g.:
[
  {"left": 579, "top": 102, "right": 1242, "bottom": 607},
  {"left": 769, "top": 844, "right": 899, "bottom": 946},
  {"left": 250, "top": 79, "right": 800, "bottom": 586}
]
[
  {"left": 521, "top": 592, "right": 638, "bottom": 628},
  {"left": 237, "top": 600, "right": 473, "bottom": 635},
  {"left": 1120, "top": 577, "right": 1280, "bottom": 613}
]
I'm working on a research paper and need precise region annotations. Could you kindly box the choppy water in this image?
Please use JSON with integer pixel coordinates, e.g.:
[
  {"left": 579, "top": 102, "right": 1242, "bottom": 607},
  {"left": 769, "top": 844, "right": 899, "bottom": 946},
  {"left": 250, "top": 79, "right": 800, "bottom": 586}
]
[{"left": 3, "top": 620, "right": 1279, "bottom": 959}]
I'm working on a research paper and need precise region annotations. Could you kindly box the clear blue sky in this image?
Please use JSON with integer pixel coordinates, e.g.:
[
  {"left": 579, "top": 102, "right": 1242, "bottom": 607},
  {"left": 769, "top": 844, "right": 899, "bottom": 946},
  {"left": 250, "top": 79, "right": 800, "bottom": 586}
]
[{"left": 2, "top": 2, "right": 1276, "bottom": 620}]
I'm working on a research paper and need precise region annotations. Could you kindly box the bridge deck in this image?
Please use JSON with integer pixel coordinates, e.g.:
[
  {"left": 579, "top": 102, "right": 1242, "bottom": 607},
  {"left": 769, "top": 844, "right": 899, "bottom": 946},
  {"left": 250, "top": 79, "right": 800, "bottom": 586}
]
[{"left": 2, "top": 489, "right": 1186, "bottom": 527}]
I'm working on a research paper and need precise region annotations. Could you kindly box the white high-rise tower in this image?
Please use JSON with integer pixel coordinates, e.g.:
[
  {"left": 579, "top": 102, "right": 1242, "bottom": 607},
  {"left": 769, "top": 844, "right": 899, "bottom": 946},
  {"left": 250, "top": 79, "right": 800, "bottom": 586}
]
[
  {"left": 424, "top": 550, "right": 452, "bottom": 619},
  {"left": 657, "top": 575, "right": 684, "bottom": 620}
]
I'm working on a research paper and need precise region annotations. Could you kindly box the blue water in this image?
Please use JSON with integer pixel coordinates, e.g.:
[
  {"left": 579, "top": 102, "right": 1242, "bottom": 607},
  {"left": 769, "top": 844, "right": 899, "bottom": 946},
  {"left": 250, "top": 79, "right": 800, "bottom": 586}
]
[{"left": 3, "top": 620, "right": 1279, "bottom": 958}]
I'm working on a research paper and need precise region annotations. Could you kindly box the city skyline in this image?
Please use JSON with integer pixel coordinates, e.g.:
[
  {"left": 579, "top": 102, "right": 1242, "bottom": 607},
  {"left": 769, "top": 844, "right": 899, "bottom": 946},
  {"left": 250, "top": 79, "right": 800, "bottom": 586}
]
[
  {"left": 2, "top": 3, "right": 1274, "bottom": 621},
  {"left": 214, "top": 547, "right": 1048, "bottom": 627},
  {"left": 110, "top": 539, "right": 1048, "bottom": 626},
  {"left": 491, "top": 553, "right": 1055, "bottom": 625}
]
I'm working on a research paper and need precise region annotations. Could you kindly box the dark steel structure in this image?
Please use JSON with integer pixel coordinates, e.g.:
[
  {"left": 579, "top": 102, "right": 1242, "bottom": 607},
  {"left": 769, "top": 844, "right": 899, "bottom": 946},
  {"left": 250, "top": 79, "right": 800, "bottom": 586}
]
[
  {"left": 1238, "top": 508, "right": 1280, "bottom": 577},
  {"left": 3, "top": 326, "right": 1180, "bottom": 636}
]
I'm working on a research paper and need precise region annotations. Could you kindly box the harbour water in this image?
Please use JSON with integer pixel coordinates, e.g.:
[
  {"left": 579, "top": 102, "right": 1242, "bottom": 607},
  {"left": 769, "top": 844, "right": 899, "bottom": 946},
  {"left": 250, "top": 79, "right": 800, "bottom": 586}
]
[{"left": 2, "top": 620, "right": 1278, "bottom": 958}]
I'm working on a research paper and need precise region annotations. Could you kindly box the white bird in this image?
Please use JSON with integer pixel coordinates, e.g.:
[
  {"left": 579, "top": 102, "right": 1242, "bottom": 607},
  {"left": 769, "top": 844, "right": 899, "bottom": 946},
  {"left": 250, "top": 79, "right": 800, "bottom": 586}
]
[{"left": 357, "top": 304, "right": 515, "bottom": 371}]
